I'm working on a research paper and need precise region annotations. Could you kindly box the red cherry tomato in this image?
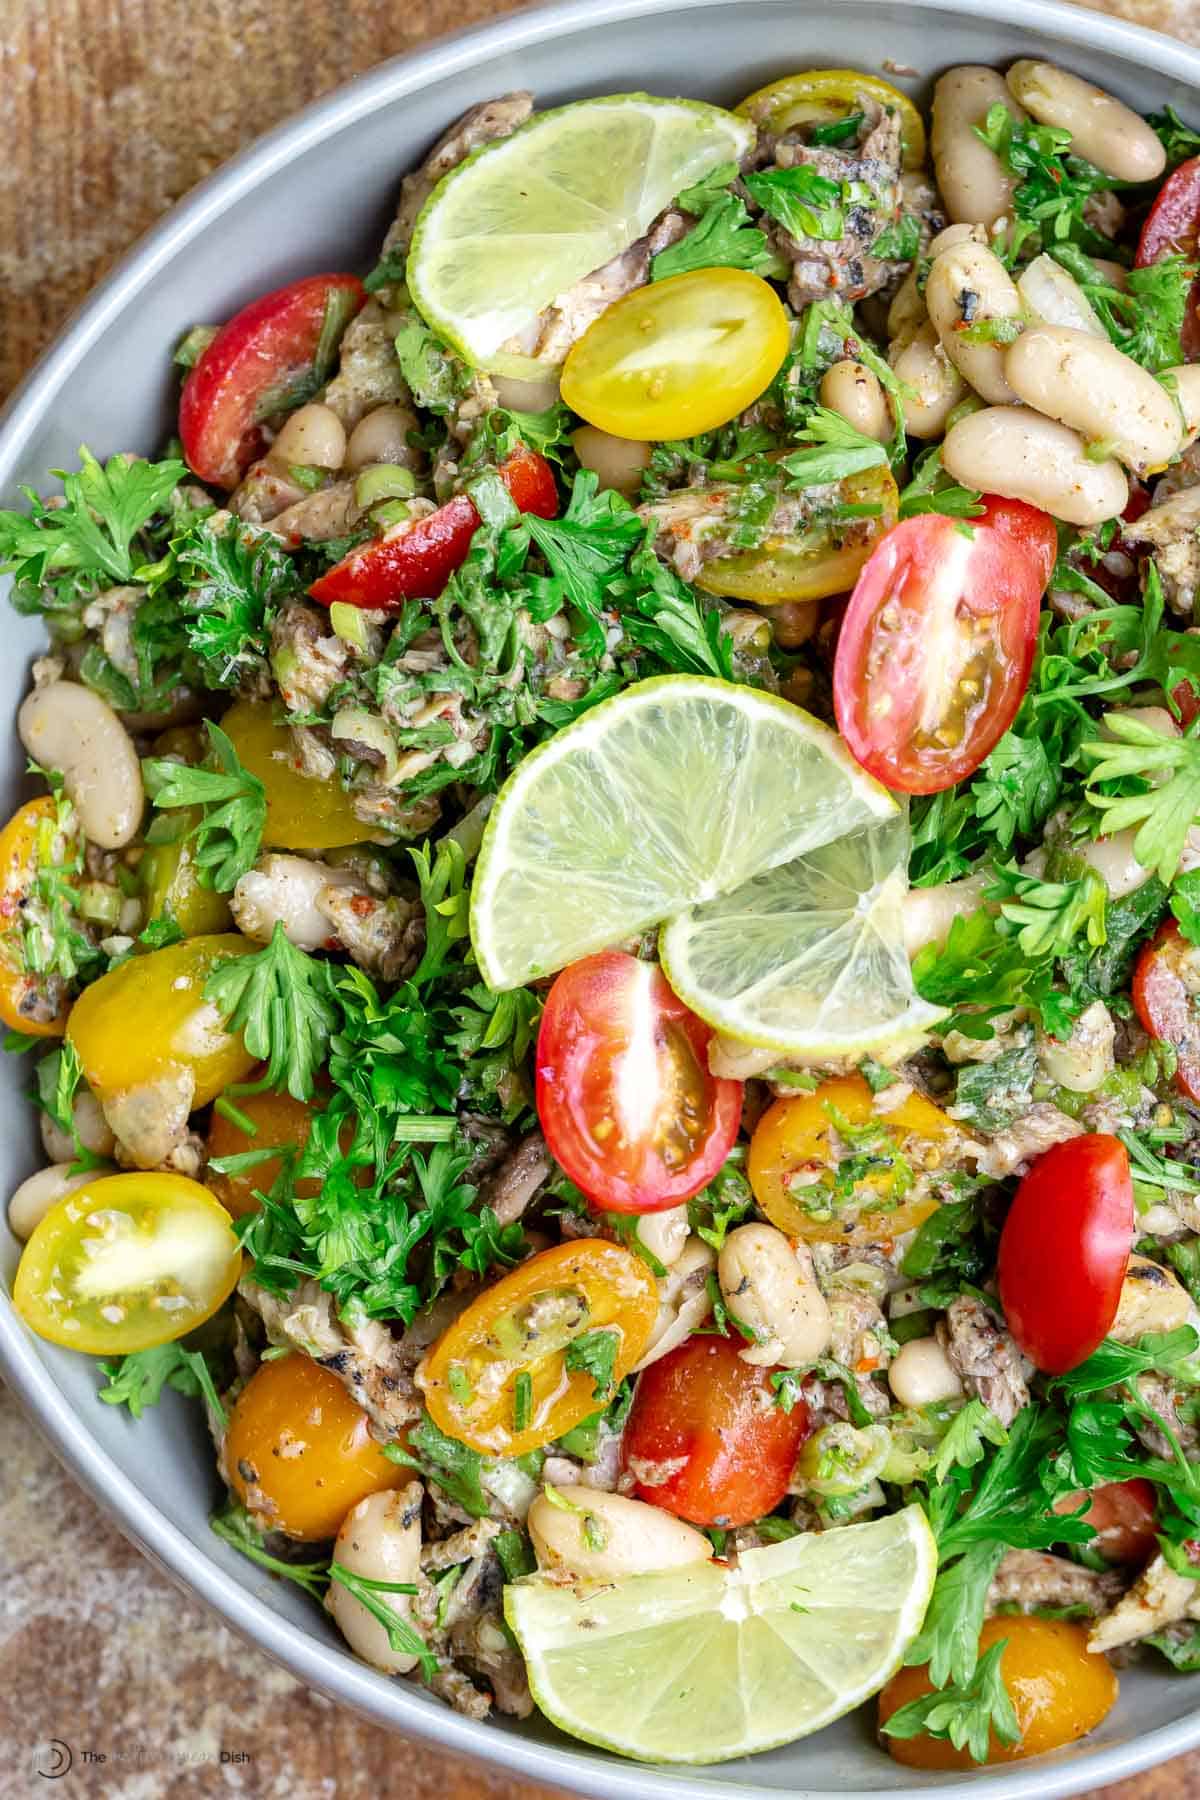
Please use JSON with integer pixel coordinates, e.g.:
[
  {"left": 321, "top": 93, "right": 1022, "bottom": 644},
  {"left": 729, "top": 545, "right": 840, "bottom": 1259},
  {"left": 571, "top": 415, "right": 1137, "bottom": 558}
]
[
  {"left": 1136, "top": 157, "right": 1200, "bottom": 360},
  {"left": 623, "top": 1333, "right": 810, "bottom": 1527},
  {"left": 1133, "top": 919, "right": 1200, "bottom": 1102},
  {"left": 309, "top": 446, "right": 558, "bottom": 609},
  {"left": 998, "top": 1134, "right": 1134, "bottom": 1375},
  {"left": 179, "top": 273, "right": 365, "bottom": 488},
  {"left": 535, "top": 951, "right": 742, "bottom": 1214},
  {"left": 833, "top": 497, "right": 1057, "bottom": 795},
  {"left": 1055, "top": 1479, "right": 1158, "bottom": 1566}
]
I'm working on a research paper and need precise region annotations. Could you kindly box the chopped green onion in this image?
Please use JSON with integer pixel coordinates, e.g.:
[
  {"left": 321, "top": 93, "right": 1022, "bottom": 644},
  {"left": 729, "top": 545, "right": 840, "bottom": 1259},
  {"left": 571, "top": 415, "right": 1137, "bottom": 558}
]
[
  {"left": 355, "top": 463, "right": 417, "bottom": 508},
  {"left": 328, "top": 602, "right": 369, "bottom": 651},
  {"left": 513, "top": 1371, "right": 533, "bottom": 1433}
]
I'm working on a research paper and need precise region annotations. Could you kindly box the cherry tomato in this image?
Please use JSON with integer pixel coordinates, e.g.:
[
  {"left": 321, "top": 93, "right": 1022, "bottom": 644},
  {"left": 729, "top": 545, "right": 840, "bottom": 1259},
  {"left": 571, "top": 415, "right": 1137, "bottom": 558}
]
[
  {"left": 207, "top": 1084, "right": 320, "bottom": 1219},
  {"left": 179, "top": 273, "right": 365, "bottom": 488},
  {"left": 1133, "top": 919, "right": 1200, "bottom": 1103},
  {"left": 1136, "top": 157, "right": 1200, "bottom": 360},
  {"left": 308, "top": 446, "right": 557, "bottom": 609},
  {"left": 833, "top": 497, "right": 1058, "bottom": 795},
  {"left": 998, "top": 1133, "right": 1133, "bottom": 1375},
  {"left": 623, "top": 1332, "right": 810, "bottom": 1527},
  {"left": 13, "top": 1171, "right": 241, "bottom": 1353},
  {"left": 535, "top": 952, "right": 743, "bottom": 1214},
  {"left": 420, "top": 1240, "right": 658, "bottom": 1457},
  {"left": 1054, "top": 1479, "right": 1158, "bottom": 1566},
  {"left": 879, "top": 1616, "right": 1118, "bottom": 1768},
  {"left": 225, "top": 1354, "right": 408, "bottom": 1541},
  {"left": 220, "top": 698, "right": 375, "bottom": 851},
  {"left": 67, "top": 934, "right": 257, "bottom": 1110},
  {"left": 561, "top": 269, "right": 789, "bottom": 442},
  {"left": 748, "top": 1073, "right": 954, "bottom": 1243},
  {"left": 138, "top": 810, "right": 233, "bottom": 939},
  {"left": 696, "top": 464, "right": 899, "bottom": 605},
  {"left": 0, "top": 796, "right": 77, "bottom": 1036},
  {"left": 736, "top": 70, "right": 927, "bottom": 171}
]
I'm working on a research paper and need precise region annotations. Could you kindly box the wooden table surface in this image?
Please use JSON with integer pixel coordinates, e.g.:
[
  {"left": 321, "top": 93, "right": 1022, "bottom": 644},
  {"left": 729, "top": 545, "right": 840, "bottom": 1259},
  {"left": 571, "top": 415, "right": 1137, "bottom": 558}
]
[{"left": 1, "top": 0, "right": 1199, "bottom": 1793}]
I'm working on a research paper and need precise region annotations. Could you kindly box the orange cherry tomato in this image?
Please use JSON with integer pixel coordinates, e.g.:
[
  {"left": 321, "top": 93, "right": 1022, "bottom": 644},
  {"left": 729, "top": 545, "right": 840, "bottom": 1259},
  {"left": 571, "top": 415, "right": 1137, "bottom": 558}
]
[
  {"left": 748, "top": 1072, "right": 956, "bottom": 1242},
  {"left": 879, "top": 1616, "right": 1118, "bottom": 1768},
  {"left": 207, "top": 1084, "right": 320, "bottom": 1219},
  {"left": 226, "top": 1354, "right": 409, "bottom": 1541},
  {"left": 0, "top": 796, "right": 78, "bottom": 1036},
  {"left": 67, "top": 934, "right": 257, "bottom": 1109},
  {"left": 1054, "top": 1479, "right": 1158, "bottom": 1566},
  {"left": 419, "top": 1240, "right": 658, "bottom": 1457},
  {"left": 219, "top": 699, "right": 375, "bottom": 852}
]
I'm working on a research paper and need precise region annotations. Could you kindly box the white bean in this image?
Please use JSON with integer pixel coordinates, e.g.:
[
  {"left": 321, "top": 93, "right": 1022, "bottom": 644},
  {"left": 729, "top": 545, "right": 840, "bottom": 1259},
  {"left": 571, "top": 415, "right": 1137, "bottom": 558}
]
[
  {"left": 230, "top": 854, "right": 358, "bottom": 951},
  {"left": 327, "top": 1483, "right": 424, "bottom": 1674},
  {"left": 769, "top": 601, "right": 819, "bottom": 649},
  {"left": 528, "top": 1486, "right": 712, "bottom": 1581},
  {"left": 634, "top": 1237, "right": 715, "bottom": 1370},
  {"left": 819, "top": 360, "right": 891, "bottom": 444},
  {"left": 925, "top": 242, "right": 1023, "bottom": 404},
  {"left": 927, "top": 222, "right": 989, "bottom": 259},
  {"left": 942, "top": 407, "right": 1128, "bottom": 527},
  {"left": 1006, "top": 60, "right": 1166, "bottom": 184},
  {"left": 887, "top": 267, "right": 926, "bottom": 341},
  {"left": 887, "top": 1336, "right": 964, "bottom": 1408},
  {"left": 635, "top": 1205, "right": 690, "bottom": 1269},
  {"left": 1165, "top": 365, "right": 1200, "bottom": 452},
  {"left": 7, "top": 1162, "right": 97, "bottom": 1240},
  {"left": 18, "top": 682, "right": 143, "bottom": 849},
  {"left": 1005, "top": 326, "right": 1183, "bottom": 476},
  {"left": 493, "top": 369, "right": 562, "bottom": 413},
  {"left": 344, "top": 403, "right": 422, "bottom": 474},
  {"left": 1036, "top": 999, "right": 1116, "bottom": 1094},
  {"left": 1075, "top": 827, "right": 1153, "bottom": 899},
  {"left": 888, "top": 321, "right": 969, "bottom": 440},
  {"left": 1017, "top": 254, "right": 1106, "bottom": 337},
  {"left": 901, "top": 872, "right": 989, "bottom": 958},
  {"left": 1112, "top": 1255, "right": 1191, "bottom": 1342},
  {"left": 931, "top": 67, "right": 1025, "bottom": 227},
  {"left": 39, "top": 1084, "right": 116, "bottom": 1163},
  {"left": 572, "top": 425, "right": 650, "bottom": 499},
  {"left": 717, "top": 1224, "right": 831, "bottom": 1367},
  {"left": 270, "top": 402, "right": 346, "bottom": 471}
]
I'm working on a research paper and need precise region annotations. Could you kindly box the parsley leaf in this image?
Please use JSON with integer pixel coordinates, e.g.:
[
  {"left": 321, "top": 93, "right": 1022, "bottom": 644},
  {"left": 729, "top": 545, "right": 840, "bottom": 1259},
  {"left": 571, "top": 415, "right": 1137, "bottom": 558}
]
[
  {"left": 394, "top": 317, "right": 469, "bottom": 415},
  {"left": 932, "top": 1400, "right": 1009, "bottom": 1483},
  {"left": 986, "top": 858, "right": 1108, "bottom": 958},
  {"left": 970, "top": 727, "right": 1062, "bottom": 851},
  {"left": 978, "top": 105, "right": 1120, "bottom": 260},
  {"left": 564, "top": 1327, "right": 620, "bottom": 1402},
  {"left": 0, "top": 448, "right": 186, "bottom": 590},
  {"left": 1147, "top": 105, "right": 1200, "bottom": 167},
  {"left": 652, "top": 162, "right": 782, "bottom": 281},
  {"left": 746, "top": 164, "right": 844, "bottom": 241},
  {"left": 1171, "top": 869, "right": 1200, "bottom": 946},
  {"left": 952, "top": 1045, "right": 1039, "bottom": 1134},
  {"left": 386, "top": 1411, "right": 491, "bottom": 1517},
  {"left": 204, "top": 922, "right": 339, "bottom": 1102},
  {"left": 1082, "top": 712, "right": 1200, "bottom": 884},
  {"left": 780, "top": 406, "right": 889, "bottom": 486},
  {"left": 898, "top": 447, "right": 986, "bottom": 521},
  {"left": 883, "top": 1638, "right": 1020, "bottom": 1764},
  {"left": 98, "top": 1342, "right": 225, "bottom": 1422},
  {"left": 911, "top": 905, "right": 1077, "bottom": 1038},
  {"left": 176, "top": 518, "right": 300, "bottom": 690},
  {"left": 142, "top": 721, "right": 267, "bottom": 892},
  {"left": 617, "top": 542, "right": 736, "bottom": 678}
]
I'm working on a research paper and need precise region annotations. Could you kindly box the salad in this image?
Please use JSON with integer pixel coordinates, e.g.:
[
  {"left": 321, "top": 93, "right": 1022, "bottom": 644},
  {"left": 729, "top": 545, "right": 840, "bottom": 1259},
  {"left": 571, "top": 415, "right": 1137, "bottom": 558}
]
[{"left": 6, "top": 56, "right": 1200, "bottom": 1770}]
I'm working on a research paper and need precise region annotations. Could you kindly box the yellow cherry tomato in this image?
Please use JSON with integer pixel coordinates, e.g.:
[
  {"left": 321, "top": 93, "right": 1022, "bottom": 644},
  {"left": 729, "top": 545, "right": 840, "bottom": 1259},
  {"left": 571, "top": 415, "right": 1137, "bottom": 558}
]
[
  {"left": 220, "top": 698, "right": 375, "bottom": 852},
  {"left": 420, "top": 1240, "right": 658, "bottom": 1457},
  {"left": 879, "top": 1616, "right": 1118, "bottom": 1767},
  {"left": 139, "top": 810, "right": 234, "bottom": 939},
  {"left": 225, "top": 1354, "right": 409, "bottom": 1541},
  {"left": 697, "top": 463, "right": 899, "bottom": 604},
  {"left": 561, "top": 269, "right": 789, "bottom": 442},
  {"left": 13, "top": 1171, "right": 242, "bottom": 1353},
  {"left": 0, "top": 796, "right": 78, "bottom": 1037},
  {"left": 737, "top": 69, "right": 927, "bottom": 171},
  {"left": 207, "top": 1083, "right": 323, "bottom": 1219},
  {"left": 67, "top": 933, "right": 257, "bottom": 1109},
  {"left": 748, "top": 1072, "right": 959, "bottom": 1243}
]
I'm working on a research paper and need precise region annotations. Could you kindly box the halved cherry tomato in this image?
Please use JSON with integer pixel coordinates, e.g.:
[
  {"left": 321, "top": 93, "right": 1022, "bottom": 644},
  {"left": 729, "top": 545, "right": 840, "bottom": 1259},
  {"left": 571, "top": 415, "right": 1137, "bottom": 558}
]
[
  {"left": 0, "top": 796, "right": 76, "bottom": 1036},
  {"left": 623, "top": 1332, "right": 811, "bottom": 1527},
  {"left": 536, "top": 952, "right": 743, "bottom": 1214},
  {"left": 13, "top": 1171, "right": 241, "bottom": 1353},
  {"left": 1136, "top": 157, "right": 1200, "bottom": 360},
  {"left": 561, "top": 269, "right": 789, "bottom": 442},
  {"left": 1054, "top": 1479, "right": 1158, "bottom": 1566},
  {"left": 219, "top": 698, "right": 375, "bottom": 851},
  {"left": 998, "top": 1133, "right": 1133, "bottom": 1375},
  {"left": 225, "top": 1354, "right": 409, "bottom": 1541},
  {"left": 179, "top": 273, "right": 365, "bottom": 488},
  {"left": 308, "top": 445, "right": 557, "bottom": 610},
  {"left": 736, "top": 70, "right": 927, "bottom": 171},
  {"left": 138, "top": 809, "right": 233, "bottom": 939},
  {"left": 879, "top": 1616, "right": 1118, "bottom": 1768},
  {"left": 1133, "top": 919, "right": 1200, "bottom": 1102},
  {"left": 207, "top": 1083, "right": 320, "bottom": 1219},
  {"left": 697, "top": 464, "right": 900, "bottom": 605},
  {"left": 420, "top": 1240, "right": 658, "bottom": 1457},
  {"left": 833, "top": 497, "right": 1058, "bottom": 795},
  {"left": 748, "top": 1073, "right": 955, "bottom": 1243},
  {"left": 67, "top": 934, "right": 257, "bottom": 1110}
]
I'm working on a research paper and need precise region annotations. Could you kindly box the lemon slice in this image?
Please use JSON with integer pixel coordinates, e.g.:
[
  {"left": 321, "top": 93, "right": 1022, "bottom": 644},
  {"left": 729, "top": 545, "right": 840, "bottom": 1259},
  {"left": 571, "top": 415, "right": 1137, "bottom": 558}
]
[
  {"left": 661, "top": 810, "right": 948, "bottom": 1056},
  {"left": 505, "top": 1505, "right": 937, "bottom": 1764},
  {"left": 469, "top": 675, "right": 897, "bottom": 992},
  {"left": 407, "top": 95, "right": 754, "bottom": 368}
]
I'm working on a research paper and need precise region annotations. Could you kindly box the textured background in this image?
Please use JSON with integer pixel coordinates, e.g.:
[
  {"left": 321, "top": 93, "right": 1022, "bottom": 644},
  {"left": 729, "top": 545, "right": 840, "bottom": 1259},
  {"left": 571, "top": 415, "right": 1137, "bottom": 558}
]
[{"left": 1, "top": 0, "right": 1199, "bottom": 1793}]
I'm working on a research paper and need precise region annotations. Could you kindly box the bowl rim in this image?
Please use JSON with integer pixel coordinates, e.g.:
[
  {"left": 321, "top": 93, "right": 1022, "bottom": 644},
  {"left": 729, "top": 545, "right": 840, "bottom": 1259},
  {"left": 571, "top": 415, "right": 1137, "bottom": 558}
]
[{"left": 3, "top": 0, "right": 1200, "bottom": 1793}]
